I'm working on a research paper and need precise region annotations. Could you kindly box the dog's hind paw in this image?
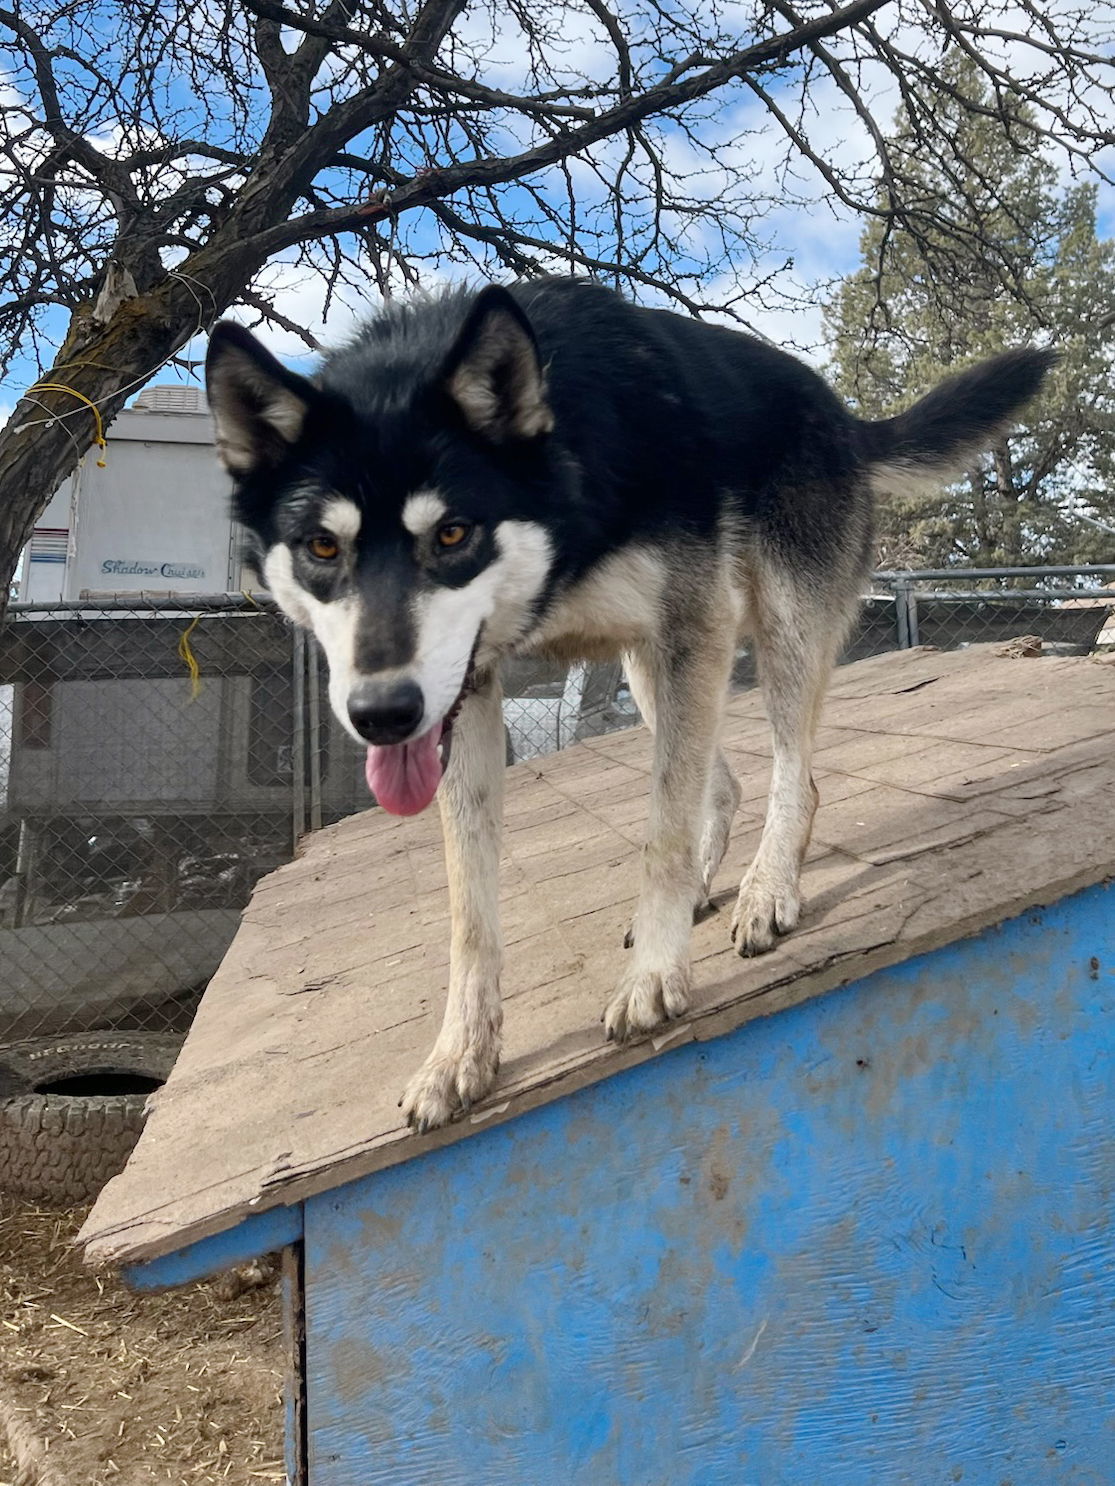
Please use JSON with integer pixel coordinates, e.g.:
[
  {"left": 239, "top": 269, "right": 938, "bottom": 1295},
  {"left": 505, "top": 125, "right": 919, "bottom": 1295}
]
[
  {"left": 603, "top": 964, "right": 690, "bottom": 1043},
  {"left": 399, "top": 1042, "right": 500, "bottom": 1135},
  {"left": 730, "top": 876, "right": 800, "bottom": 956}
]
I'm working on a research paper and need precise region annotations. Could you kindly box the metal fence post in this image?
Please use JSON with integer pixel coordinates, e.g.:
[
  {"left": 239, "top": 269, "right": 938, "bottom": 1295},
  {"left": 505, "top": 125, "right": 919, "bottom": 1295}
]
[
  {"left": 291, "top": 626, "right": 307, "bottom": 850},
  {"left": 307, "top": 641, "right": 323, "bottom": 834},
  {"left": 905, "top": 585, "right": 920, "bottom": 647},
  {"left": 894, "top": 578, "right": 910, "bottom": 649}
]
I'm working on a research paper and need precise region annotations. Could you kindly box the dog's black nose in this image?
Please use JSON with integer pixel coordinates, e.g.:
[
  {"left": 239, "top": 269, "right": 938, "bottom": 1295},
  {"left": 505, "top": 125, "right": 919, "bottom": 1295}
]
[{"left": 348, "top": 680, "right": 425, "bottom": 744}]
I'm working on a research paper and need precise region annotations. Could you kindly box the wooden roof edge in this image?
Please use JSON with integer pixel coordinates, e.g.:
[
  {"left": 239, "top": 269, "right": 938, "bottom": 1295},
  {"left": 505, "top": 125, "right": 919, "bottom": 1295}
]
[{"left": 80, "top": 855, "right": 1114, "bottom": 1272}]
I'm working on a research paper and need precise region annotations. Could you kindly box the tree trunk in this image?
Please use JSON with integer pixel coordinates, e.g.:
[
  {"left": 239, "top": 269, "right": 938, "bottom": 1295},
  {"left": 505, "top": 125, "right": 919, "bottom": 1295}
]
[
  {"left": 966, "top": 464, "right": 992, "bottom": 564},
  {"left": 990, "top": 439, "right": 1022, "bottom": 565}
]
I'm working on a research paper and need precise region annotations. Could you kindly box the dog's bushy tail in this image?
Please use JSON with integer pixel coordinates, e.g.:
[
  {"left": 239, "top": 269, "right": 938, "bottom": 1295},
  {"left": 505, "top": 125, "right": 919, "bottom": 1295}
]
[{"left": 857, "top": 348, "right": 1057, "bottom": 499}]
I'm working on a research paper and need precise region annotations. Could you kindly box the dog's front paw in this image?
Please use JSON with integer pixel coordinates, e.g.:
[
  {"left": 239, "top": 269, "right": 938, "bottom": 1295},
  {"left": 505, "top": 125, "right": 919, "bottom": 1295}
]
[
  {"left": 399, "top": 1040, "right": 500, "bottom": 1134},
  {"left": 603, "top": 963, "right": 690, "bottom": 1043},
  {"left": 730, "top": 872, "right": 800, "bottom": 956}
]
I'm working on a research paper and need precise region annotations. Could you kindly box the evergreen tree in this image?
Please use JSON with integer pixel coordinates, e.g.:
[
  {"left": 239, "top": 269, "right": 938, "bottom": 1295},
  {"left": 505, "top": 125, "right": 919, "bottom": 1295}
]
[{"left": 826, "top": 55, "right": 1115, "bottom": 570}]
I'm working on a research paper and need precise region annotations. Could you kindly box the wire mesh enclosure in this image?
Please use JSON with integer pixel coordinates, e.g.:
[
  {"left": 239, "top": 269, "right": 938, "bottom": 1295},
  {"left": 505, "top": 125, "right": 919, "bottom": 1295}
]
[
  {"left": 872, "top": 566, "right": 1115, "bottom": 654},
  {"left": 0, "top": 599, "right": 328, "bottom": 1041},
  {"left": 1, "top": 568, "right": 1113, "bottom": 1044}
]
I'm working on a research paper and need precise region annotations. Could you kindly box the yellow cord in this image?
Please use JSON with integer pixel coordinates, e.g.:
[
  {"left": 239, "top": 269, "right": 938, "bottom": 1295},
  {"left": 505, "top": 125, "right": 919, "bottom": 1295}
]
[
  {"left": 27, "top": 383, "right": 108, "bottom": 466},
  {"left": 177, "top": 615, "right": 202, "bottom": 699},
  {"left": 240, "top": 589, "right": 261, "bottom": 607}
]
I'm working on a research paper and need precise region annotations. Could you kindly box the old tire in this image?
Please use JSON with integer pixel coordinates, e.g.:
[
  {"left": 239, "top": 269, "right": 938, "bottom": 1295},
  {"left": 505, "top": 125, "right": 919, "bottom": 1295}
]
[{"left": 0, "top": 1034, "right": 181, "bottom": 1207}]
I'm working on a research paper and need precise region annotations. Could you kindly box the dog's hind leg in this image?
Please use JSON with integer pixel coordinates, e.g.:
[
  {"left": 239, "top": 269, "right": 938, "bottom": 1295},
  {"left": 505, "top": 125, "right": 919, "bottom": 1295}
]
[
  {"left": 399, "top": 670, "right": 505, "bottom": 1132},
  {"left": 731, "top": 564, "right": 847, "bottom": 956},
  {"left": 605, "top": 605, "right": 735, "bottom": 1040},
  {"left": 699, "top": 754, "right": 743, "bottom": 902},
  {"left": 622, "top": 651, "right": 740, "bottom": 942}
]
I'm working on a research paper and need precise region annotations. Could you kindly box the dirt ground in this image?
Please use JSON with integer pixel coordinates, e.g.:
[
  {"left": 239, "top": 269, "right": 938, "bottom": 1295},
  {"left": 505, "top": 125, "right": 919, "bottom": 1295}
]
[{"left": 0, "top": 1196, "right": 284, "bottom": 1484}]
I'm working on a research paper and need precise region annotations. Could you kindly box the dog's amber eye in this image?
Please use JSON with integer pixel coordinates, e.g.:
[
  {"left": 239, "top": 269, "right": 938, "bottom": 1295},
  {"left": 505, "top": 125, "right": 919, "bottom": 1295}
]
[
  {"left": 306, "top": 534, "right": 339, "bottom": 561},
  {"left": 436, "top": 521, "right": 472, "bottom": 550}
]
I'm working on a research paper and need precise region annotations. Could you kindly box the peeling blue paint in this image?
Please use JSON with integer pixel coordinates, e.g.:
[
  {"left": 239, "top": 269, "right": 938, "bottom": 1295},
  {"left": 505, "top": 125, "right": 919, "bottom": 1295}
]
[
  {"left": 300, "top": 884, "right": 1114, "bottom": 1484},
  {"left": 124, "top": 1202, "right": 302, "bottom": 1291}
]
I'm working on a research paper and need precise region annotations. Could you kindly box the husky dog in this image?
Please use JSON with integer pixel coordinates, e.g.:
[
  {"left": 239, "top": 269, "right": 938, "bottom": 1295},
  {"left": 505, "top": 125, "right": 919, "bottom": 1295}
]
[{"left": 206, "top": 280, "right": 1051, "bottom": 1131}]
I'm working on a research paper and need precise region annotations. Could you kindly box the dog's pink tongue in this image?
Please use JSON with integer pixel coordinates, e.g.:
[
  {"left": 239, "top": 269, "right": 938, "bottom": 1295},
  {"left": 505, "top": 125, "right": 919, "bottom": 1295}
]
[{"left": 364, "top": 723, "right": 444, "bottom": 816}]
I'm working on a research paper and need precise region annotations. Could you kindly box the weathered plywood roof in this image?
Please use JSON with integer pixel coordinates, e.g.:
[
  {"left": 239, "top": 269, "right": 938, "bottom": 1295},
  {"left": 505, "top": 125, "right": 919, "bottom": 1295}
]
[{"left": 81, "top": 646, "right": 1115, "bottom": 1266}]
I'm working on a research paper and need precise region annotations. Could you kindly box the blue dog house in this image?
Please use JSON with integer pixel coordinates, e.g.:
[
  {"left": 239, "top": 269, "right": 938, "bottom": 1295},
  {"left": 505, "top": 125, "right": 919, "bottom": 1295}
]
[{"left": 82, "top": 646, "right": 1115, "bottom": 1485}]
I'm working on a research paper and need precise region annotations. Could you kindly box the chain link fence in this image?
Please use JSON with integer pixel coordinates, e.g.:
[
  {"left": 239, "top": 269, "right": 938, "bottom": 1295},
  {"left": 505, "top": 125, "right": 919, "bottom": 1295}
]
[
  {"left": 0, "top": 598, "right": 330, "bottom": 1042},
  {"left": 871, "top": 565, "right": 1115, "bottom": 653},
  {"left": 2, "top": 565, "right": 1113, "bottom": 1045}
]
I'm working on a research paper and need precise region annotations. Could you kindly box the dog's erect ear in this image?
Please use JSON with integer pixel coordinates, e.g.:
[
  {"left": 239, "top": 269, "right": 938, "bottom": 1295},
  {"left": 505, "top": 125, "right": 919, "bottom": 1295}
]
[
  {"left": 205, "top": 322, "right": 317, "bottom": 475},
  {"left": 440, "top": 287, "right": 553, "bottom": 443}
]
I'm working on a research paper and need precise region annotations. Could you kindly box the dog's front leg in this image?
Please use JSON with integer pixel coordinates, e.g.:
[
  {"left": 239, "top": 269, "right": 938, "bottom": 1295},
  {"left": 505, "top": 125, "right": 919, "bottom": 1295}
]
[
  {"left": 400, "top": 671, "right": 504, "bottom": 1133},
  {"left": 604, "top": 629, "right": 733, "bottom": 1041}
]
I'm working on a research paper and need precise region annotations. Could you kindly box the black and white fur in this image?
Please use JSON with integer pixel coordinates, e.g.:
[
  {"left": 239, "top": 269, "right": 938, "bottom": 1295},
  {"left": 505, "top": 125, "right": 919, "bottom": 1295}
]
[{"left": 206, "top": 279, "right": 1052, "bottom": 1131}]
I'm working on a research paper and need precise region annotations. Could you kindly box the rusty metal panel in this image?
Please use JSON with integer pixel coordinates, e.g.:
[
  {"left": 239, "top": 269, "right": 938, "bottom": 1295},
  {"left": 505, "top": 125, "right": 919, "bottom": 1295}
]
[{"left": 301, "top": 883, "right": 1114, "bottom": 1485}]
